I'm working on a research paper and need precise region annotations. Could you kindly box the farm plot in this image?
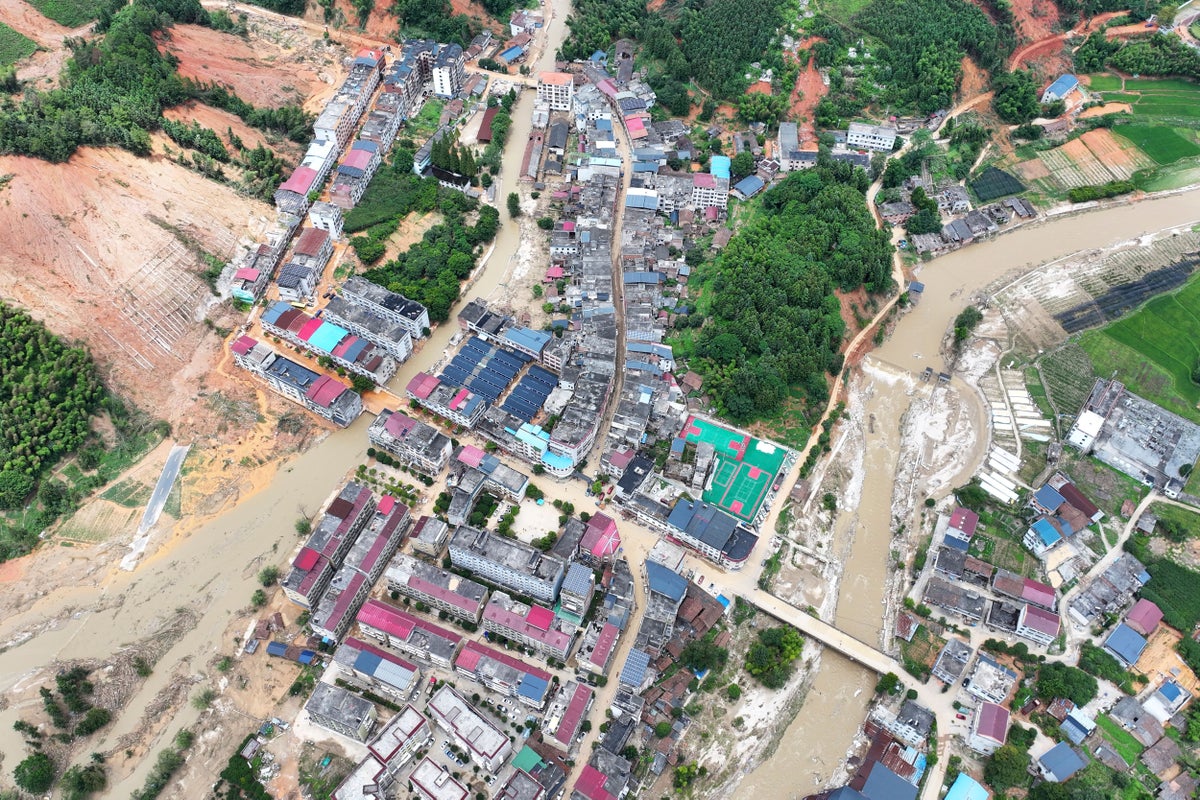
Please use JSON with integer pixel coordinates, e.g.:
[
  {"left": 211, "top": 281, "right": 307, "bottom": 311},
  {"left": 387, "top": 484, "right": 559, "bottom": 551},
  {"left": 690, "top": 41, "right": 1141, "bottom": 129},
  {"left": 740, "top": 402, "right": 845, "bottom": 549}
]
[
  {"left": 24, "top": 0, "right": 98, "bottom": 27},
  {"left": 1113, "top": 124, "right": 1200, "bottom": 165},
  {"left": 1078, "top": 128, "right": 1153, "bottom": 178},
  {"left": 1084, "top": 73, "right": 1123, "bottom": 91}
]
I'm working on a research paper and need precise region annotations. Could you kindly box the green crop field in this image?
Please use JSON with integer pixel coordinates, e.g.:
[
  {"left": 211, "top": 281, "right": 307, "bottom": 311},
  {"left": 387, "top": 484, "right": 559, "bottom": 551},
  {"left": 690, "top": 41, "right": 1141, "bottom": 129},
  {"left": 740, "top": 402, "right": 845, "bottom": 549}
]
[
  {"left": 1078, "top": 273, "right": 1200, "bottom": 423},
  {"left": 1085, "top": 73, "right": 1123, "bottom": 92},
  {"left": 26, "top": 0, "right": 98, "bottom": 27},
  {"left": 0, "top": 24, "right": 36, "bottom": 67},
  {"left": 1123, "top": 78, "right": 1200, "bottom": 93}
]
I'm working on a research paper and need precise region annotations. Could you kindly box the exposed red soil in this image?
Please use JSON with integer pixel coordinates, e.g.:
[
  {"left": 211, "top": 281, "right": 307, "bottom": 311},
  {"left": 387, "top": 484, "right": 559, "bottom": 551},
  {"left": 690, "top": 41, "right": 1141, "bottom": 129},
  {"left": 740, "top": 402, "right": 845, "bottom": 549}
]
[
  {"left": 160, "top": 23, "right": 335, "bottom": 109},
  {"left": 1009, "top": 0, "right": 1061, "bottom": 44},
  {"left": 0, "top": 146, "right": 272, "bottom": 434},
  {"left": 163, "top": 101, "right": 303, "bottom": 163},
  {"left": 789, "top": 49, "right": 828, "bottom": 145},
  {"left": 959, "top": 57, "right": 990, "bottom": 104},
  {"left": 1105, "top": 22, "right": 1158, "bottom": 38},
  {"left": 746, "top": 80, "right": 773, "bottom": 95},
  {"left": 1008, "top": 11, "right": 1126, "bottom": 70}
]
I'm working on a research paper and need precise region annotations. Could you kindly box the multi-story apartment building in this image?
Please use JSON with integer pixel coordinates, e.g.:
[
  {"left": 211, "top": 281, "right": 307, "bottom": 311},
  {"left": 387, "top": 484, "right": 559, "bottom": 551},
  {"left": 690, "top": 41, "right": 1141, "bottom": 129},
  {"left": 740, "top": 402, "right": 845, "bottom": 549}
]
[
  {"left": 323, "top": 297, "right": 414, "bottom": 365},
  {"left": 846, "top": 122, "right": 898, "bottom": 152},
  {"left": 340, "top": 276, "right": 430, "bottom": 339},
  {"left": 448, "top": 525, "right": 566, "bottom": 603},
  {"left": 231, "top": 337, "right": 362, "bottom": 428},
  {"left": 409, "top": 515, "right": 450, "bottom": 557},
  {"left": 332, "top": 704, "right": 431, "bottom": 800},
  {"left": 333, "top": 636, "right": 420, "bottom": 700},
  {"left": 428, "top": 686, "right": 513, "bottom": 772},
  {"left": 1015, "top": 604, "right": 1060, "bottom": 647},
  {"left": 558, "top": 563, "right": 596, "bottom": 617},
  {"left": 481, "top": 593, "right": 575, "bottom": 661},
  {"left": 356, "top": 599, "right": 463, "bottom": 667},
  {"left": 280, "top": 482, "right": 376, "bottom": 607},
  {"left": 453, "top": 641, "right": 553, "bottom": 708},
  {"left": 431, "top": 44, "right": 465, "bottom": 98},
  {"left": 368, "top": 409, "right": 452, "bottom": 475},
  {"left": 406, "top": 373, "right": 486, "bottom": 428},
  {"left": 261, "top": 301, "right": 398, "bottom": 385},
  {"left": 306, "top": 682, "right": 377, "bottom": 742},
  {"left": 537, "top": 72, "right": 575, "bottom": 111},
  {"left": 690, "top": 173, "right": 729, "bottom": 210},
  {"left": 385, "top": 553, "right": 488, "bottom": 623}
]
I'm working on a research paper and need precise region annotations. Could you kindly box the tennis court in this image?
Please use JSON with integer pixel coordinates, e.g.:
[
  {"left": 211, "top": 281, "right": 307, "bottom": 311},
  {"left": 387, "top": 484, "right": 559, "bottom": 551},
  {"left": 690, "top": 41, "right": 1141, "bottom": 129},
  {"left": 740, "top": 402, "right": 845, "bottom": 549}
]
[{"left": 679, "top": 416, "right": 787, "bottom": 523}]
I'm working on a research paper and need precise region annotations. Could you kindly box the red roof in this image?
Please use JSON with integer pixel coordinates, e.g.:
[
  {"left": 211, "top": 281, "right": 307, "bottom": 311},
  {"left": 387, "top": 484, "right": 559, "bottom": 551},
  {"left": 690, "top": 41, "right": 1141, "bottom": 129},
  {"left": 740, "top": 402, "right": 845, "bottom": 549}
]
[
  {"left": 408, "top": 575, "right": 479, "bottom": 613},
  {"left": 1057, "top": 481, "right": 1100, "bottom": 520},
  {"left": 450, "top": 388, "right": 470, "bottom": 410},
  {"left": 407, "top": 372, "right": 440, "bottom": 400},
  {"left": 483, "top": 603, "right": 572, "bottom": 653},
  {"left": 384, "top": 410, "right": 417, "bottom": 438},
  {"left": 456, "top": 445, "right": 486, "bottom": 468},
  {"left": 306, "top": 375, "right": 349, "bottom": 407},
  {"left": 478, "top": 107, "right": 498, "bottom": 142},
  {"left": 975, "top": 702, "right": 1010, "bottom": 743},
  {"left": 1022, "top": 578, "right": 1056, "bottom": 609},
  {"left": 298, "top": 318, "right": 324, "bottom": 341},
  {"left": 279, "top": 167, "right": 318, "bottom": 196},
  {"left": 949, "top": 507, "right": 979, "bottom": 537},
  {"left": 457, "top": 640, "right": 551, "bottom": 681},
  {"left": 587, "top": 622, "right": 619, "bottom": 669},
  {"left": 331, "top": 335, "right": 358, "bottom": 358},
  {"left": 454, "top": 643, "right": 484, "bottom": 672},
  {"left": 546, "top": 266, "right": 565, "bottom": 279},
  {"left": 234, "top": 267, "right": 260, "bottom": 282},
  {"left": 581, "top": 514, "right": 620, "bottom": 559},
  {"left": 294, "top": 546, "right": 321, "bottom": 571},
  {"left": 378, "top": 495, "right": 396, "bottom": 516},
  {"left": 575, "top": 765, "right": 615, "bottom": 800},
  {"left": 343, "top": 148, "right": 375, "bottom": 171},
  {"left": 526, "top": 604, "right": 555, "bottom": 631},
  {"left": 552, "top": 683, "right": 593, "bottom": 746},
  {"left": 1126, "top": 598, "right": 1163, "bottom": 635},
  {"left": 693, "top": 173, "right": 716, "bottom": 189},
  {"left": 295, "top": 227, "right": 330, "bottom": 257},
  {"left": 231, "top": 335, "right": 257, "bottom": 356},
  {"left": 1020, "top": 604, "right": 1060, "bottom": 636}
]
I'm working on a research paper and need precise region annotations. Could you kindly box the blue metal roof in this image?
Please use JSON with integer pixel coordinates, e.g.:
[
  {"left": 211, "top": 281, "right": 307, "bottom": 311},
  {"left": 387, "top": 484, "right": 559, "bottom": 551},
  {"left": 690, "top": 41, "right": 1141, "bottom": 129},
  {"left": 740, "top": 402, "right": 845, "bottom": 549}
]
[
  {"left": 645, "top": 561, "right": 687, "bottom": 602},
  {"left": 619, "top": 648, "right": 651, "bottom": 687},
  {"left": 504, "top": 326, "right": 551, "bottom": 354},
  {"left": 1031, "top": 518, "right": 1062, "bottom": 547},
  {"left": 266, "top": 641, "right": 288, "bottom": 656},
  {"left": 623, "top": 271, "right": 663, "bottom": 284},
  {"left": 1061, "top": 715, "right": 1089, "bottom": 744},
  {"left": 1039, "top": 742, "right": 1086, "bottom": 781},
  {"left": 909, "top": 281, "right": 925, "bottom": 293},
  {"left": 309, "top": 321, "right": 349, "bottom": 353},
  {"left": 733, "top": 175, "right": 765, "bottom": 197},
  {"left": 1045, "top": 74, "right": 1079, "bottom": 98},
  {"left": 710, "top": 155, "right": 731, "bottom": 179},
  {"left": 342, "top": 338, "right": 369, "bottom": 362},
  {"left": 633, "top": 162, "right": 659, "bottom": 173},
  {"left": 1034, "top": 484, "right": 1065, "bottom": 511},
  {"left": 944, "top": 775, "right": 988, "bottom": 800},
  {"left": 1105, "top": 623, "right": 1147, "bottom": 666},
  {"left": 518, "top": 673, "right": 549, "bottom": 701},
  {"left": 862, "top": 764, "right": 917, "bottom": 800},
  {"left": 1159, "top": 680, "right": 1187, "bottom": 704},
  {"left": 499, "top": 46, "right": 524, "bottom": 60},
  {"left": 262, "top": 301, "right": 291, "bottom": 325}
]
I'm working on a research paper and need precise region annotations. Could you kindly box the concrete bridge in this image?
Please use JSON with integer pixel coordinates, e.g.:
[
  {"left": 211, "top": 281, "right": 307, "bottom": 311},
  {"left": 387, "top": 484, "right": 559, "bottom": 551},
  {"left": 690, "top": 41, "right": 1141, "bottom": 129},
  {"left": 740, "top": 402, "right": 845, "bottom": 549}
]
[{"left": 746, "top": 590, "right": 902, "bottom": 676}]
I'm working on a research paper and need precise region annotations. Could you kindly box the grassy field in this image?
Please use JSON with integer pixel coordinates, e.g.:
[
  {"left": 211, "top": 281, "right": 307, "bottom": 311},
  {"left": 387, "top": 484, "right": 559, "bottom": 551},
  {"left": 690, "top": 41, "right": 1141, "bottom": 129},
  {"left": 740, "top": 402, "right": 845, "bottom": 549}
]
[
  {"left": 1059, "top": 450, "right": 1149, "bottom": 519},
  {"left": 1097, "top": 714, "right": 1144, "bottom": 764},
  {"left": 1037, "top": 343, "right": 1097, "bottom": 421},
  {"left": 1085, "top": 73, "right": 1124, "bottom": 92},
  {"left": 815, "top": 0, "right": 872, "bottom": 20},
  {"left": 1113, "top": 124, "right": 1200, "bottom": 165},
  {"left": 0, "top": 23, "right": 36, "bottom": 67},
  {"left": 1077, "top": 273, "right": 1200, "bottom": 423},
  {"left": 1150, "top": 502, "right": 1200, "bottom": 538},
  {"left": 26, "top": 0, "right": 97, "bottom": 27}
]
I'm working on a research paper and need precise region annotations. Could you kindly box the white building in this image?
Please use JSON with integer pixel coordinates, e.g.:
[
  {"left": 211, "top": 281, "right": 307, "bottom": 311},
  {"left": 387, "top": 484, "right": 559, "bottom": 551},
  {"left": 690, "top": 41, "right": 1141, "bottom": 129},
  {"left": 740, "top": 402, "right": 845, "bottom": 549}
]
[
  {"left": 846, "top": 122, "right": 897, "bottom": 152},
  {"left": 447, "top": 525, "right": 566, "bottom": 603},
  {"left": 537, "top": 72, "right": 575, "bottom": 112},
  {"left": 427, "top": 686, "right": 514, "bottom": 772},
  {"left": 432, "top": 44, "right": 465, "bottom": 98}
]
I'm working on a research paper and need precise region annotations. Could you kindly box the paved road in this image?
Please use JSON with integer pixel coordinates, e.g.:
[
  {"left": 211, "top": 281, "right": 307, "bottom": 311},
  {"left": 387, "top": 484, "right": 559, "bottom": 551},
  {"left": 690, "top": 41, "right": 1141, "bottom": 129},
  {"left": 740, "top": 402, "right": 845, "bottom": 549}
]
[{"left": 137, "top": 444, "right": 190, "bottom": 535}]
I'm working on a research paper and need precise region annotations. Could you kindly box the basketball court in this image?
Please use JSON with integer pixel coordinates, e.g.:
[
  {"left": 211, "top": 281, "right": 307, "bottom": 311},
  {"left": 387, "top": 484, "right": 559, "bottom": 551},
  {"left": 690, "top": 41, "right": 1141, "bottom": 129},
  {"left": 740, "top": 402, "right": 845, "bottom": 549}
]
[{"left": 679, "top": 416, "right": 786, "bottom": 523}]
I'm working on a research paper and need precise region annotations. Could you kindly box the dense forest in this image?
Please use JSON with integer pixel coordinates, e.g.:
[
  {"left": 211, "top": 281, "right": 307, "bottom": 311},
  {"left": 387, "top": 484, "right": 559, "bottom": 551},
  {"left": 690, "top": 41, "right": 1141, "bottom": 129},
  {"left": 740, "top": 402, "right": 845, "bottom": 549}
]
[
  {"left": 684, "top": 164, "right": 893, "bottom": 422},
  {"left": 853, "top": 0, "right": 1010, "bottom": 114},
  {"left": 0, "top": 304, "right": 107, "bottom": 561},
  {"left": 363, "top": 203, "right": 500, "bottom": 323},
  {"left": 558, "top": 0, "right": 647, "bottom": 61},
  {"left": 0, "top": 0, "right": 311, "bottom": 163},
  {"left": 391, "top": 0, "right": 481, "bottom": 45},
  {"left": 1076, "top": 32, "right": 1200, "bottom": 80}
]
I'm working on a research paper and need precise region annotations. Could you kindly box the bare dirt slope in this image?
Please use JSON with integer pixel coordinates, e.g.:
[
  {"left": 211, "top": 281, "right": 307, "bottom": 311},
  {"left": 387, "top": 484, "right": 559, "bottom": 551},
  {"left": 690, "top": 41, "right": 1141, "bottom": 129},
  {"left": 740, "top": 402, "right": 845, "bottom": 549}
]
[
  {"left": 162, "top": 22, "right": 338, "bottom": 108},
  {"left": 0, "top": 146, "right": 270, "bottom": 432},
  {"left": 0, "top": 0, "right": 86, "bottom": 88}
]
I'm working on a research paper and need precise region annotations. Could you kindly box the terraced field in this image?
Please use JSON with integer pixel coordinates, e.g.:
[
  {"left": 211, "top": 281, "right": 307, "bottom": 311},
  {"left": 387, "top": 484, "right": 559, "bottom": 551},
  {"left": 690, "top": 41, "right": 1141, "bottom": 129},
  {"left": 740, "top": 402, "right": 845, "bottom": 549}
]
[{"left": 1035, "top": 128, "right": 1152, "bottom": 188}]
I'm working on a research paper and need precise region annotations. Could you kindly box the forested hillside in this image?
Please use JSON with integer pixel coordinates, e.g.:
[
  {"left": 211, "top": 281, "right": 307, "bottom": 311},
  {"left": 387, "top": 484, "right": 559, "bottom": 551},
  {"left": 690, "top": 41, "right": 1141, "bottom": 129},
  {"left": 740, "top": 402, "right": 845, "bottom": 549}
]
[
  {"left": 561, "top": 0, "right": 789, "bottom": 102},
  {"left": 684, "top": 165, "right": 893, "bottom": 422},
  {"left": 1076, "top": 32, "right": 1200, "bottom": 80},
  {"left": 853, "top": 0, "right": 1009, "bottom": 114},
  {"left": 0, "top": 0, "right": 311, "bottom": 163}
]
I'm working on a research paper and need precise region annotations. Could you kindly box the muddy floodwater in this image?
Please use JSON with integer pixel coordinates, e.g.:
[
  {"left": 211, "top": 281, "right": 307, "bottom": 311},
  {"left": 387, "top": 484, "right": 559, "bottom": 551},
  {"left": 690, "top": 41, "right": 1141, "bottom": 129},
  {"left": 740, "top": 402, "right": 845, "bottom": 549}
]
[{"left": 736, "top": 192, "right": 1200, "bottom": 799}]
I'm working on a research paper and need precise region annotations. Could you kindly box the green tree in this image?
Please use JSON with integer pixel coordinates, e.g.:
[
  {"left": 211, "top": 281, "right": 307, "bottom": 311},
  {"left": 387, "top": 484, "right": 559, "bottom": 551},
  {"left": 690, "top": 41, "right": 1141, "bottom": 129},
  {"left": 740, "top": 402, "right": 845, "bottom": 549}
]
[
  {"left": 506, "top": 192, "right": 521, "bottom": 218},
  {"left": 257, "top": 566, "right": 280, "bottom": 587},
  {"left": 1036, "top": 662, "right": 1097, "bottom": 706},
  {"left": 875, "top": 672, "right": 901, "bottom": 694},
  {"left": 983, "top": 745, "right": 1030, "bottom": 791},
  {"left": 60, "top": 762, "right": 107, "bottom": 800},
  {"left": 991, "top": 70, "right": 1040, "bottom": 124},
  {"left": 680, "top": 639, "right": 729, "bottom": 672},
  {"left": 730, "top": 151, "right": 756, "bottom": 181},
  {"left": 13, "top": 752, "right": 55, "bottom": 794}
]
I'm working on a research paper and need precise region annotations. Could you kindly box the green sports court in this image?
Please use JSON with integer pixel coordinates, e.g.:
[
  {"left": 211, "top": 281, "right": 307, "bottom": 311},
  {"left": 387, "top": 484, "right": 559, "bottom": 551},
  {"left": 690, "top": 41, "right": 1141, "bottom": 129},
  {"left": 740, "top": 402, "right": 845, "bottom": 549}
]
[{"left": 679, "top": 415, "right": 787, "bottom": 523}]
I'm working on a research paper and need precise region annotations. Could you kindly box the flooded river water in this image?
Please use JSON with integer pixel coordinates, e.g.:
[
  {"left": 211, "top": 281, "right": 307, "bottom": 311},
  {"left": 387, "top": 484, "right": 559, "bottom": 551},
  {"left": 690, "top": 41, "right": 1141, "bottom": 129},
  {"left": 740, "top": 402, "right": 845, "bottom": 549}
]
[{"left": 735, "top": 192, "right": 1200, "bottom": 798}]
